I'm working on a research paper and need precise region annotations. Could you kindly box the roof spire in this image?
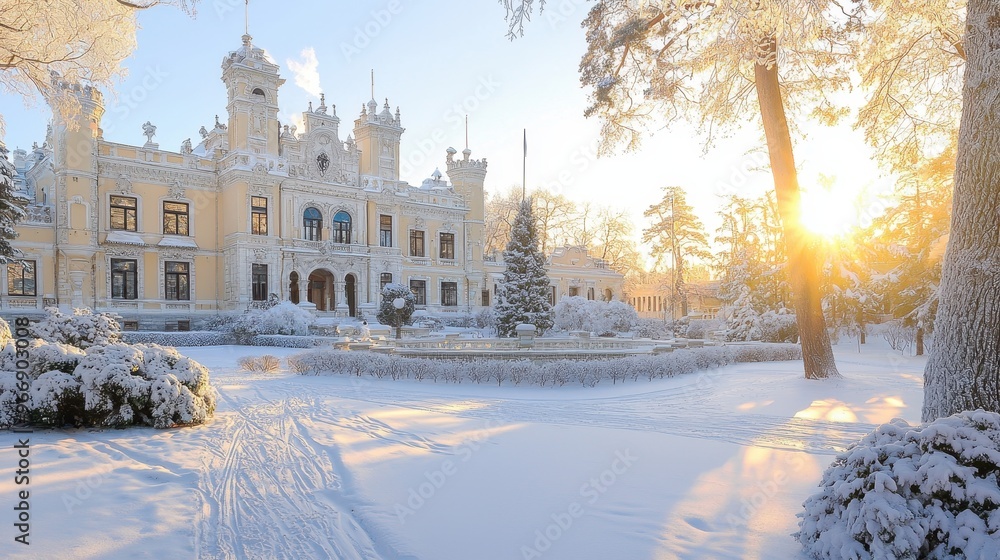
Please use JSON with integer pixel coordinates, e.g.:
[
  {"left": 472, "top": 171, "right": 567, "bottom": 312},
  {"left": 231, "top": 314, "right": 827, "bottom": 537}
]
[
  {"left": 371, "top": 69, "right": 374, "bottom": 99},
  {"left": 245, "top": 0, "right": 249, "bottom": 35},
  {"left": 465, "top": 115, "right": 468, "bottom": 150}
]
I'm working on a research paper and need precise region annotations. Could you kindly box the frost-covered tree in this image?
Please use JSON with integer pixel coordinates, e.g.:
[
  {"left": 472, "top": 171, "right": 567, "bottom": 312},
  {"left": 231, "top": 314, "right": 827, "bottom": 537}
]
[
  {"left": 923, "top": 1, "right": 1000, "bottom": 421},
  {"left": 0, "top": 0, "right": 196, "bottom": 137},
  {"left": 643, "top": 187, "right": 710, "bottom": 317},
  {"left": 376, "top": 283, "right": 415, "bottom": 339},
  {"left": 0, "top": 144, "right": 27, "bottom": 262},
  {"left": 495, "top": 199, "right": 553, "bottom": 337}
]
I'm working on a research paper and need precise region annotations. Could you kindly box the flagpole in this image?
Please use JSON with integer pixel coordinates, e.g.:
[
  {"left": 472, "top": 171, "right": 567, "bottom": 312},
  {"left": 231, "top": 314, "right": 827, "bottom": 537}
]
[{"left": 522, "top": 129, "right": 526, "bottom": 201}]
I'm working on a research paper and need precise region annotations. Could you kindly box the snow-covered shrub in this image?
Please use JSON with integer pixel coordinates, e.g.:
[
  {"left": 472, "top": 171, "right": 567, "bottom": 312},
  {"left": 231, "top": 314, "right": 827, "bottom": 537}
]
[
  {"left": 0, "top": 316, "right": 11, "bottom": 345},
  {"left": 634, "top": 318, "right": 673, "bottom": 340},
  {"left": 123, "top": 331, "right": 236, "bottom": 347},
  {"left": 757, "top": 310, "right": 798, "bottom": 343},
  {"left": 30, "top": 307, "right": 122, "bottom": 348},
  {"left": 238, "top": 355, "right": 280, "bottom": 373},
  {"left": 0, "top": 339, "right": 85, "bottom": 378},
  {"left": 475, "top": 307, "right": 497, "bottom": 332},
  {"left": 0, "top": 372, "right": 24, "bottom": 426},
  {"left": 29, "top": 371, "right": 83, "bottom": 427},
  {"left": 797, "top": 410, "right": 1000, "bottom": 559},
  {"left": 74, "top": 343, "right": 215, "bottom": 428},
  {"left": 553, "top": 296, "right": 639, "bottom": 335},
  {"left": 230, "top": 301, "right": 315, "bottom": 340}
]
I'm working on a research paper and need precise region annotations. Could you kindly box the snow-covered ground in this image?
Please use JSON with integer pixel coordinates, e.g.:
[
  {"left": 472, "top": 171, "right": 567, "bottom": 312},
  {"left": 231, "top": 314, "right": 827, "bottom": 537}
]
[{"left": 1, "top": 339, "right": 925, "bottom": 559}]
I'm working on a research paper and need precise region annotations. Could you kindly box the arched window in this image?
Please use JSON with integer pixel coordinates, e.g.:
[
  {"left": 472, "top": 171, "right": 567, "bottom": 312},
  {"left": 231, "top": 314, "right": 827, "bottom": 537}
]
[
  {"left": 251, "top": 87, "right": 266, "bottom": 99},
  {"left": 332, "top": 211, "right": 351, "bottom": 244},
  {"left": 303, "top": 207, "right": 322, "bottom": 241}
]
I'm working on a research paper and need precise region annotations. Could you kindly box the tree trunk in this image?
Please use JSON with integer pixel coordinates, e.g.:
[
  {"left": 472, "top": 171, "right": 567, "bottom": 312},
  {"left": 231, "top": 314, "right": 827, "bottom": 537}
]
[
  {"left": 915, "top": 326, "right": 924, "bottom": 356},
  {"left": 922, "top": 0, "right": 1000, "bottom": 421},
  {"left": 753, "top": 40, "right": 840, "bottom": 380}
]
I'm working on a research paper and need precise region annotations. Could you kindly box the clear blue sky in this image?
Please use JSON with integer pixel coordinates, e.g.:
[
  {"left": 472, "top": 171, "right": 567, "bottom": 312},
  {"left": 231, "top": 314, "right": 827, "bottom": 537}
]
[{"left": 0, "top": 0, "right": 887, "bottom": 256}]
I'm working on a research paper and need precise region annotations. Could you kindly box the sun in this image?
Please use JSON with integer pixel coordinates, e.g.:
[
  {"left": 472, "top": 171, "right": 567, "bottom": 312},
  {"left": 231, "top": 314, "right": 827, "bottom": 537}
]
[{"left": 799, "top": 187, "right": 857, "bottom": 239}]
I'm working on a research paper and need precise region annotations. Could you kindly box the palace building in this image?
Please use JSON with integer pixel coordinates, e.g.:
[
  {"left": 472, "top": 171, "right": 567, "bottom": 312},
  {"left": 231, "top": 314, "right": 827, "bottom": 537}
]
[{"left": 3, "top": 34, "right": 623, "bottom": 329}]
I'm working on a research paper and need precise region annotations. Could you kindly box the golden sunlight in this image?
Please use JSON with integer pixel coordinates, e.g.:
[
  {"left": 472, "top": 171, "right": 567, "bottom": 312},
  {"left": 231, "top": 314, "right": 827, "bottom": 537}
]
[{"left": 798, "top": 187, "right": 857, "bottom": 239}]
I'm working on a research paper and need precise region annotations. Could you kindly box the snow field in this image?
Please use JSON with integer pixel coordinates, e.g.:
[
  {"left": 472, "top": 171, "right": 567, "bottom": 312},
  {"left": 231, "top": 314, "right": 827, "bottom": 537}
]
[{"left": 0, "top": 338, "right": 927, "bottom": 559}]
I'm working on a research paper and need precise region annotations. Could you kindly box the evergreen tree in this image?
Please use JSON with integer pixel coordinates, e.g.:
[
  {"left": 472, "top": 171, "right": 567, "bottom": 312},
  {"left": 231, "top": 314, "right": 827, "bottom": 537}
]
[
  {"left": 0, "top": 143, "right": 27, "bottom": 263},
  {"left": 495, "top": 198, "right": 553, "bottom": 337},
  {"left": 642, "top": 187, "right": 710, "bottom": 317}
]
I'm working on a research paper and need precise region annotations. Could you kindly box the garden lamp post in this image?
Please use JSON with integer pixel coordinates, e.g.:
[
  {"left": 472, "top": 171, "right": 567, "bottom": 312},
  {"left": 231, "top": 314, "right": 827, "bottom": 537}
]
[{"left": 392, "top": 297, "right": 405, "bottom": 340}]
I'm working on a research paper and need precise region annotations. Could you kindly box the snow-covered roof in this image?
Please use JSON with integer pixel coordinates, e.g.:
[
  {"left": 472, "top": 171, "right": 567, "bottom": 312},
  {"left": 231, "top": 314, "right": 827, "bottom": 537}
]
[{"left": 105, "top": 231, "right": 145, "bottom": 246}]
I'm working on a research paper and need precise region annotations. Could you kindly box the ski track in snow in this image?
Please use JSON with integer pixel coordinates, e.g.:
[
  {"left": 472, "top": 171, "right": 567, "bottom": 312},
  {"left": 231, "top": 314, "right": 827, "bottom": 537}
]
[{"left": 194, "top": 389, "right": 383, "bottom": 560}]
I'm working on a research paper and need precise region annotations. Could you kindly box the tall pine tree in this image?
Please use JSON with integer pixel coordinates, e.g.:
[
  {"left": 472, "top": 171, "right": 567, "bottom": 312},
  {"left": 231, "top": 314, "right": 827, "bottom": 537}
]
[
  {"left": 495, "top": 198, "right": 553, "bottom": 337},
  {"left": 0, "top": 143, "right": 26, "bottom": 262}
]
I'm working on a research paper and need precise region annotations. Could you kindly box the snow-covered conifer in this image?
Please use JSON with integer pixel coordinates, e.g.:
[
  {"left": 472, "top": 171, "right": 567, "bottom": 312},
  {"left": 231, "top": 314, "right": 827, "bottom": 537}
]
[{"left": 495, "top": 198, "right": 553, "bottom": 337}]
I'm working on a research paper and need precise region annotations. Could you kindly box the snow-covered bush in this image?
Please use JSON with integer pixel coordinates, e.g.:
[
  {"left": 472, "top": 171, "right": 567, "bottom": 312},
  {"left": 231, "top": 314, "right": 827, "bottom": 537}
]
[
  {"left": 123, "top": 331, "right": 236, "bottom": 346},
  {"left": 30, "top": 307, "right": 122, "bottom": 348},
  {"left": 238, "top": 355, "right": 280, "bottom": 373},
  {"left": 757, "top": 310, "right": 798, "bottom": 343},
  {"left": 29, "top": 371, "right": 83, "bottom": 427},
  {"left": 553, "top": 296, "right": 638, "bottom": 335},
  {"left": 797, "top": 410, "right": 1000, "bottom": 559},
  {"left": 230, "top": 301, "right": 315, "bottom": 340},
  {"left": 289, "top": 343, "right": 802, "bottom": 387},
  {"left": 634, "top": 318, "right": 673, "bottom": 340}
]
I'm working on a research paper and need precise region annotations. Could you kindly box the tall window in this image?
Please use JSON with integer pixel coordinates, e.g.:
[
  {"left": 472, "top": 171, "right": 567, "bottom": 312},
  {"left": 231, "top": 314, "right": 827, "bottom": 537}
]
[
  {"left": 111, "top": 259, "right": 138, "bottom": 299},
  {"left": 379, "top": 215, "right": 392, "bottom": 247},
  {"left": 110, "top": 196, "right": 137, "bottom": 231},
  {"left": 303, "top": 207, "right": 322, "bottom": 241},
  {"left": 441, "top": 282, "right": 458, "bottom": 307},
  {"left": 410, "top": 279, "right": 426, "bottom": 305},
  {"left": 481, "top": 290, "right": 490, "bottom": 307},
  {"left": 380, "top": 272, "right": 392, "bottom": 291},
  {"left": 164, "top": 261, "right": 190, "bottom": 301},
  {"left": 251, "top": 264, "right": 268, "bottom": 301},
  {"left": 332, "top": 211, "right": 351, "bottom": 244},
  {"left": 439, "top": 233, "right": 455, "bottom": 260},
  {"left": 163, "top": 201, "right": 189, "bottom": 236},
  {"left": 588, "top": 287, "right": 595, "bottom": 300},
  {"left": 251, "top": 197, "right": 268, "bottom": 235},
  {"left": 409, "top": 230, "right": 425, "bottom": 257},
  {"left": 7, "top": 261, "right": 35, "bottom": 296},
  {"left": 549, "top": 286, "right": 556, "bottom": 306}
]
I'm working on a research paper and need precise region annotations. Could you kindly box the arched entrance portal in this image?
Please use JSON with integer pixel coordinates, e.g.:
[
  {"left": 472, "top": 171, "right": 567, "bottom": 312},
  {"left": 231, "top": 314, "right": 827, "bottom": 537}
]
[
  {"left": 345, "top": 273, "right": 357, "bottom": 317},
  {"left": 308, "top": 269, "right": 335, "bottom": 311}
]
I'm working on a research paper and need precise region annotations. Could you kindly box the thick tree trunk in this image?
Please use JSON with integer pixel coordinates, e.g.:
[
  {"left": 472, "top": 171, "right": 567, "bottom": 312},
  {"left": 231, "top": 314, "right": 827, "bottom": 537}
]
[
  {"left": 753, "top": 43, "right": 840, "bottom": 380},
  {"left": 922, "top": 1, "right": 1000, "bottom": 421}
]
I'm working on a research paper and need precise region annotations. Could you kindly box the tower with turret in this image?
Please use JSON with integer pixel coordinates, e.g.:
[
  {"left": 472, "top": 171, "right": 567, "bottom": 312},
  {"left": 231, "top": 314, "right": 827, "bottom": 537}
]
[{"left": 353, "top": 97, "right": 404, "bottom": 181}]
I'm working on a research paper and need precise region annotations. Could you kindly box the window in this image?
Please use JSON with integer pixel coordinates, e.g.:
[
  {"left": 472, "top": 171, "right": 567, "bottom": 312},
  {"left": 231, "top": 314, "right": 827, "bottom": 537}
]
[
  {"left": 409, "top": 230, "right": 425, "bottom": 257},
  {"left": 303, "top": 207, "right": 322, "bottom": 241},
  {"left": 332, "top": 211, "right": 351, "bottom": 244},
  {"left": 549, "top": 286, "right": 556, "bottom": 306},
  {"left": 569, "top": 287, "right": 579, "bottom": 297},
  {"left": 7, "top": 261, "right": 35, "bottom": 296},
  {"left": 410, "top": 279, "right": 426, "bottom": 306},
  {"left": 164, "top": 261, "right": 190, "bottom": 301},
  {"left": 110, "top": 196, "right": 137, "bottom": 231},
  {"left": 380, "top": 273, "right": 392, "bottom": 291},
  {"left": 163, "top": 201, "right": 189, "bottom": 236},
  {"left": 439, "top": 233, "right": 455, "bottom": 260},
  {"left": 481, "top": 290, "right": 490, "bottom": 307},
  {"left": 588, "top": 287, "right": 595, "bottom": 300},
  {"left": 379, "top": 215, "right": 392, "bottom": 247},
  {"left": 251, "top": 196, "right": 268, "bottom": 235},
  {"left": 111, "top": 259, "right": 138, "bottom": 299},
  {"left": 252, "top": 264, "right": 268, "bottom": 301},
  {"left": 441, "top": 282, "right": 458, "bottom": 307}
]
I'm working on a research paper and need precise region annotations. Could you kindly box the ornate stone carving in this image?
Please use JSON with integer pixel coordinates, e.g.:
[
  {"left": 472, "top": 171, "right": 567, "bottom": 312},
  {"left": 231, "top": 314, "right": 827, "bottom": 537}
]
[
  {"left": 168, "top": 181, "right": 186, "bottom": 200},
  {"left": 116, "top": 175, "right": 133, "bottom": 194}
]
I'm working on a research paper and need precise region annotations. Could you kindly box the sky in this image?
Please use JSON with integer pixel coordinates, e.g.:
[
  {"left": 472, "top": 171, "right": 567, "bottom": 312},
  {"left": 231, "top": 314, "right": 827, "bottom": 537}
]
[{"left": 0, "top": 0, "right": 892, "bottom": 259}]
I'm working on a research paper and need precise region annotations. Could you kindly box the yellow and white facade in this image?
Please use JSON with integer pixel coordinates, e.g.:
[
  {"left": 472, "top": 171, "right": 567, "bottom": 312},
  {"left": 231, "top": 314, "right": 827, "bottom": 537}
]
[{"left": 4, "top": 35, "right": 622, "bottom": 328}]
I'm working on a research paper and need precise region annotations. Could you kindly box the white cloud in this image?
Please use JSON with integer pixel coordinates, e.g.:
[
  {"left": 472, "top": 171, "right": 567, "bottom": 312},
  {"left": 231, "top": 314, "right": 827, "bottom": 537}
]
[{"left": 286, "top": 47, "right": 322, "bottom": 98}]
